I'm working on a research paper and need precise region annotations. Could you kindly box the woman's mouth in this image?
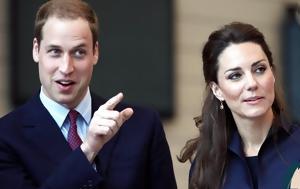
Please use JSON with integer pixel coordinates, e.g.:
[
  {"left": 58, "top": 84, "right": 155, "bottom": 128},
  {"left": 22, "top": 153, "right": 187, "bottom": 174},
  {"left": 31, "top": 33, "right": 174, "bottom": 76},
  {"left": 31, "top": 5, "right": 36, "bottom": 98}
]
[{"left": 243, "top": 96, "right": 264, "bottom": 104}]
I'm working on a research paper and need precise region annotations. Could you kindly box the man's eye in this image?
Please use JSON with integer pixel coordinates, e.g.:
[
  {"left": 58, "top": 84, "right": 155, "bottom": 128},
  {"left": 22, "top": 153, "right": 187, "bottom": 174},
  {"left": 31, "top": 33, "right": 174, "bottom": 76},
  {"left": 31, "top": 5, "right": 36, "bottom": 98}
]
[
  {"left": 48, "top": 49, "right": 61, "bottom": 57},
  {"left": 73, "top": 49, "right": 86, "bottom": 58}
]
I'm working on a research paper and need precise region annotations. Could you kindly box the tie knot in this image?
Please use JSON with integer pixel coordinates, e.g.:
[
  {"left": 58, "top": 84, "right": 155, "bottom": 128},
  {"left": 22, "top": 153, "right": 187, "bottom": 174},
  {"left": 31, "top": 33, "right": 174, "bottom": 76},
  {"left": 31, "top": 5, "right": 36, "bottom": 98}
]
[{"left": 68, "top": 109, "right": 78, "bottom": 123}]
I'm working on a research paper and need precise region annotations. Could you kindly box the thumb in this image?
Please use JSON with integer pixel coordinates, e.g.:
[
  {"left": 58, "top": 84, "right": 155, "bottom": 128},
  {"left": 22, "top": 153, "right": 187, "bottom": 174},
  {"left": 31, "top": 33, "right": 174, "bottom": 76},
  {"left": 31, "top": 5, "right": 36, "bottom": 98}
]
[{"left": 120, "top": 108, "right": 134, "bottom": 123}]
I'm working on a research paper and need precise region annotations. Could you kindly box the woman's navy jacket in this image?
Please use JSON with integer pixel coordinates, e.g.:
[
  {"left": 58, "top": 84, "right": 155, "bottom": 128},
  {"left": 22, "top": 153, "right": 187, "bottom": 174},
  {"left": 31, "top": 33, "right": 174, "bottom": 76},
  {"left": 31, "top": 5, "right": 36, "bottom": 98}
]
[{"left": 190, "top": 117, "right": 300, "bottom": 189}]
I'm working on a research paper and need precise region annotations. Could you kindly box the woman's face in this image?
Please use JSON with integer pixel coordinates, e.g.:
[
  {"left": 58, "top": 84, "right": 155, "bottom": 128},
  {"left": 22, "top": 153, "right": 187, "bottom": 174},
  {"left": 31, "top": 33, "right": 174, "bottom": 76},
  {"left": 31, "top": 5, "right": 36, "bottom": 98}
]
[{"left": 211, "top": 42, "right": 275, "bottom": 120}]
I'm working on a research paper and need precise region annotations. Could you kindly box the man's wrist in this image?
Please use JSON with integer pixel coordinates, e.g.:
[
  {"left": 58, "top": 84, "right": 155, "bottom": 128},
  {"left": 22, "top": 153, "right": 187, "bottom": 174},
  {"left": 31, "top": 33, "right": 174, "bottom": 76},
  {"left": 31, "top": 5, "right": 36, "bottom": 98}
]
[{"left": 80, "top": 143, "right": 99, "bottom": 163}]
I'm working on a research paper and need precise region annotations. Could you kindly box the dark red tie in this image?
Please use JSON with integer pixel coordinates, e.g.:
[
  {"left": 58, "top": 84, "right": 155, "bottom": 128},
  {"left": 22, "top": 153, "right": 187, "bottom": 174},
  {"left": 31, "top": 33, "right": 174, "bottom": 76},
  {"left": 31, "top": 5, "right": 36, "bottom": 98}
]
[{"left": 67, "top": 110, "right": 82, "bottom": 150}]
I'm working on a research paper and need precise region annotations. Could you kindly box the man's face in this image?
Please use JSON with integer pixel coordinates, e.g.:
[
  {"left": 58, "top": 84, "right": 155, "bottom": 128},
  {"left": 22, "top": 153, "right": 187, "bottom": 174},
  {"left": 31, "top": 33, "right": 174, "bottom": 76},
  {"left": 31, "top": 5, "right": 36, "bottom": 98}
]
[{"left": 33, "top": 17, "right": 98, "bottom": 108}]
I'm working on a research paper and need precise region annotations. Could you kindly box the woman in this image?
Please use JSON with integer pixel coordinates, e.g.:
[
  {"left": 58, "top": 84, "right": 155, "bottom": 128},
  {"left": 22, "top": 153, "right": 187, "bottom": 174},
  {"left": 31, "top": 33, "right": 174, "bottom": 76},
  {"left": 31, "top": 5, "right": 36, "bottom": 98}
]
[{"left": 179, "top": 22, "right": 300, "bottom": 189}]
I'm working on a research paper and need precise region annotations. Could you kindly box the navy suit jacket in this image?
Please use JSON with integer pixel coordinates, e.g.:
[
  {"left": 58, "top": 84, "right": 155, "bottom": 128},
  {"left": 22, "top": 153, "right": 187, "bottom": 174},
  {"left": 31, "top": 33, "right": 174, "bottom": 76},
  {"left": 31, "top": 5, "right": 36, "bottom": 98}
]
[{"left": 0, "top": 93, "right": 177, "bottom": 189}]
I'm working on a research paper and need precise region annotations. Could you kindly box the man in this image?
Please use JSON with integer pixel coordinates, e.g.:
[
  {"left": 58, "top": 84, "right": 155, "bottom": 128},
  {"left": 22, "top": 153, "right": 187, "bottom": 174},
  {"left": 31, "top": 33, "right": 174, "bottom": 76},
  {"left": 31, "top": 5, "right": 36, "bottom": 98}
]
[{"left": 0, "top": 0, "right": 177, "bottom": 188}]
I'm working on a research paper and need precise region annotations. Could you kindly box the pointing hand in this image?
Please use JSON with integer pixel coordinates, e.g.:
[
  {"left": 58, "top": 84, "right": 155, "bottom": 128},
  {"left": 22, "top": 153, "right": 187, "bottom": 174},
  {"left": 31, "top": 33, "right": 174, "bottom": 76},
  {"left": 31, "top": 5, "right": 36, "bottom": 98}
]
[{"left": 81, "top": 93, "right": 134, "bottom": 162}]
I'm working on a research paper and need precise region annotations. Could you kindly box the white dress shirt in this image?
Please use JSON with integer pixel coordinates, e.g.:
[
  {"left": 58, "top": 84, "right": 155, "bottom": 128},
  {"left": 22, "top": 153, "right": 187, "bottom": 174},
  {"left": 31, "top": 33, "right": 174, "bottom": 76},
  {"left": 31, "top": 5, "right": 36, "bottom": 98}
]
[{"left": 39, "top": 86, "right": 92, "bottom": 141}]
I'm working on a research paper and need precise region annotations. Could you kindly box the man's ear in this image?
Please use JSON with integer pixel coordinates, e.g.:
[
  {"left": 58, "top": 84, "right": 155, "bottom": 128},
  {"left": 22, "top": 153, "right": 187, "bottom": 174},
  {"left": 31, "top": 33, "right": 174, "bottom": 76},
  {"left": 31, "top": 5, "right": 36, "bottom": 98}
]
[
  {"left": 93, "top": 41, "right": 99, "bottom": 65},
  {"left": 32, "top": 38, "right": 39, "bottom": 63},
  {"left": 210, "top": 82, "right": 224, "bottom": 101}
]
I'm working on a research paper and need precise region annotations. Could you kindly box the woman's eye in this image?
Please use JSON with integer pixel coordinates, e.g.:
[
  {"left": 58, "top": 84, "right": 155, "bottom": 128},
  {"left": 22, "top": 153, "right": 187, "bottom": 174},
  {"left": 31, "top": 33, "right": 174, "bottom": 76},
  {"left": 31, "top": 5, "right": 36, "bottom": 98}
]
[
  {"left": 255, "top": 66, "right": 266, "bottom": 74},
  {"left": 228, "top": 72, "right": 242, "bottom": 80}
]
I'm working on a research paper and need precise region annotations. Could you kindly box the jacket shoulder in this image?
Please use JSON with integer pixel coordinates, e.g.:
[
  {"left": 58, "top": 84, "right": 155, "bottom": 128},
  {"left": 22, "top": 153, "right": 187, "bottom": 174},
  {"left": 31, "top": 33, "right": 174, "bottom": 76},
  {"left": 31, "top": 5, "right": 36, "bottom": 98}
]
[{"left": 0, "top": 95, "right": 43, "bottom": 128}]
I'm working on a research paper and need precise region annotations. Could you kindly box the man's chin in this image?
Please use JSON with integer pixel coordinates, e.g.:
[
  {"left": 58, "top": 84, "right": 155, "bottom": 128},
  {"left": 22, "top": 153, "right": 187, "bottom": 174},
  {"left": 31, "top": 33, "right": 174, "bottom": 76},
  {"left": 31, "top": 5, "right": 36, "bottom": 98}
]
[{"left": 54, "top": 96, "right": 78, "bottom": 109}]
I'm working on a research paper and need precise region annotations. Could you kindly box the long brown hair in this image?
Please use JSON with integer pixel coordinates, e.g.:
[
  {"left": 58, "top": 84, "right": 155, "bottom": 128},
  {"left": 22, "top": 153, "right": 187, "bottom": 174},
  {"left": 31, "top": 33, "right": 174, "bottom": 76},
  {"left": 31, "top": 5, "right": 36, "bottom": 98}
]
[{"left": 178, "top": 22, "right": 283, "bottom": 189}]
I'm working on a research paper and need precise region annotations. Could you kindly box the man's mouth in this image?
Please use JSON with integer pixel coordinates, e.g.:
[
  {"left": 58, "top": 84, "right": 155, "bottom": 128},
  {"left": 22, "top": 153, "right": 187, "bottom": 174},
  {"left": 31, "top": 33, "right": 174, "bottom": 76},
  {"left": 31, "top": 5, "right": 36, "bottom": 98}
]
[{"left": 56, "top": 80, "right": 75, "bottom": 86}]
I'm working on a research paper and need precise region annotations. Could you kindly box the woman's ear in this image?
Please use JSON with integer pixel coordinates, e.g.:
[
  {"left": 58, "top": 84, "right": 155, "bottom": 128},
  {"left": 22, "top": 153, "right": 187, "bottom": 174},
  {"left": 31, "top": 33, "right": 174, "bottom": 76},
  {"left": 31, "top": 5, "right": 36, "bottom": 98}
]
[
  {"left": 271, "top": 66, "right": 276, "bottom": 84},
  {"left": 210, "top": 82, "right": 224, "bottom": 101},
  {"left": 32, "top": 38, "right": 39, "bottom": 63}
]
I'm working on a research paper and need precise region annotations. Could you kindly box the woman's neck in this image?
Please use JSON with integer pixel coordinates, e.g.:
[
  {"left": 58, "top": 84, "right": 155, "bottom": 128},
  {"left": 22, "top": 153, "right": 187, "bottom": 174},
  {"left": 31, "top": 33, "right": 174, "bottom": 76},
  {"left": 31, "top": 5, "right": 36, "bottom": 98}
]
[{"left": 233, "top": 109, "right": 274, "bottom": 157}]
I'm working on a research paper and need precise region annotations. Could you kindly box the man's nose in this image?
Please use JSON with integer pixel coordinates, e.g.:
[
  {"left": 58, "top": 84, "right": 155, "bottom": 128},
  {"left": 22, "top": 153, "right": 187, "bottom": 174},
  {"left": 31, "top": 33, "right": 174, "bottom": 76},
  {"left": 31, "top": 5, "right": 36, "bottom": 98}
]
[{"left": 59, "top": 54, "right": 74, "bottom": 75}]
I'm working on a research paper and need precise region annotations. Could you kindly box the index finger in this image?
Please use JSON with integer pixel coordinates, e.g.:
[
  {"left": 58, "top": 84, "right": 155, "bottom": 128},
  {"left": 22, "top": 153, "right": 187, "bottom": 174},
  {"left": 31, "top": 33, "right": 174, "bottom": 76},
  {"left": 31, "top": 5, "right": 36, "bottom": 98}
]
[{"left": 98, "top": 92, "right": 124, "bottom": 110}]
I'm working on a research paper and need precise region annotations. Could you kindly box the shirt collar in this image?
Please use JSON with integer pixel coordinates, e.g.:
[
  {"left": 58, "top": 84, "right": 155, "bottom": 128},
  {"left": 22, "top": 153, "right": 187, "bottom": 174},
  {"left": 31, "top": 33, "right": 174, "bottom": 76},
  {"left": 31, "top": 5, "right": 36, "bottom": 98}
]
[
  {"left": 39, "top": 86, "right": 92, "bottom": 128},
  {"left": 75, "top": 89, "right": 92, "bottom": 125}
]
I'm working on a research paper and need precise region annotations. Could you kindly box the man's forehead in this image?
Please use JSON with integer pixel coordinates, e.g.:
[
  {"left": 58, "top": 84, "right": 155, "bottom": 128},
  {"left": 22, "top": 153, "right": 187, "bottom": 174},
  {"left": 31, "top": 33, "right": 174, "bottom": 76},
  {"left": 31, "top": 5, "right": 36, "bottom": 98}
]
[
  {"left": 38, "top": 16, "right": 95, "bottom": 49},
  {"left": 41, "top": 16, "right": 91, "bottom": 35},
  {"left": 42, "top": 17, "right": 91, "bottom": 37}
]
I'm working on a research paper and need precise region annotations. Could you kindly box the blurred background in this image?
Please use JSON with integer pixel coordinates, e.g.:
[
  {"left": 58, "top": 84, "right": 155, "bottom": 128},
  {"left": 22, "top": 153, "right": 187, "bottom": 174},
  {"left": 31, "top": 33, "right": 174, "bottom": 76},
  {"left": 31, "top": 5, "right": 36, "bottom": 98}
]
[{"left": 0, "top": 0, "right": 300, "bottom": 188}]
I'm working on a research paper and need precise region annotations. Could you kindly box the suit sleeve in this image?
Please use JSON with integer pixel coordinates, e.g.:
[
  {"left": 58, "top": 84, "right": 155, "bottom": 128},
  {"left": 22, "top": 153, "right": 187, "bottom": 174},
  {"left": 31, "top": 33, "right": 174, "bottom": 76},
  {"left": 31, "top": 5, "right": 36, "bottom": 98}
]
[
  {"left": 148, "top": 112, "right": 177, "bottom": 189},
  {"left": 0, "top": 140, "right": 103, "bottom": 189}
]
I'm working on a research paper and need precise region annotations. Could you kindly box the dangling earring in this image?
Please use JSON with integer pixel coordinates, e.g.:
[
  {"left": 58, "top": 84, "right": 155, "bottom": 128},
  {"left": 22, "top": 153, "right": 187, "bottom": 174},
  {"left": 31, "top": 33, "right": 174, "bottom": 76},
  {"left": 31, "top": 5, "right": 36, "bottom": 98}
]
[{"left": 220, "top": 100, "right": 224, "bottom": 110}]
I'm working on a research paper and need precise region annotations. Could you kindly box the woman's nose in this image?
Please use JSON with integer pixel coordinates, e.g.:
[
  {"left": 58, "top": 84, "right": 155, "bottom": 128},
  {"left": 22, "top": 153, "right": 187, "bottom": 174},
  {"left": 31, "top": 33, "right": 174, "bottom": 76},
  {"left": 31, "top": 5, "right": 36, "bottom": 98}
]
[{"left": 245, "top": 74, "right": 258, "bottom": 91}]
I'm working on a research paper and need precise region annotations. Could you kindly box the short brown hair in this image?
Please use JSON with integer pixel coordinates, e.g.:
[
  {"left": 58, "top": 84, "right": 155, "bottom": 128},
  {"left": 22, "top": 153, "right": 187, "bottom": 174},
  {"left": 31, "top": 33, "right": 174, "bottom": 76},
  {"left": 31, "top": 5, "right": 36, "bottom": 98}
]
[{"left": 34, "top": 0, "right": 99, "bottom": 47}]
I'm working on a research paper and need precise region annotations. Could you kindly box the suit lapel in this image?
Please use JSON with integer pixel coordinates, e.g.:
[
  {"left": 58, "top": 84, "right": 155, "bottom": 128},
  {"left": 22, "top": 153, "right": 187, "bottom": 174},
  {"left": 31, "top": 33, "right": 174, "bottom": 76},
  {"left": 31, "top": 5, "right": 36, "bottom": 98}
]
[
  {"left": 22, "top": 95, "right": 71, "bottom": 164},
  {"left": 22, "top": 93, "right": 121, "bottom": 174}
]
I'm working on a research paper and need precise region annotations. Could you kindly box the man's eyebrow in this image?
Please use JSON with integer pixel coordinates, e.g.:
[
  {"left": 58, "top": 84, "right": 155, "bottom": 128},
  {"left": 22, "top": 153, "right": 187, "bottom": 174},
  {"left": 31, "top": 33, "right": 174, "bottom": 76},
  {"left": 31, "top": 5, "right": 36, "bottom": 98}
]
[
  {"left": 73, "top": 43, "right": 88, "bottom": 49},
  {"left": 45, "top": 44, "right": 61, "bottom": 49}
]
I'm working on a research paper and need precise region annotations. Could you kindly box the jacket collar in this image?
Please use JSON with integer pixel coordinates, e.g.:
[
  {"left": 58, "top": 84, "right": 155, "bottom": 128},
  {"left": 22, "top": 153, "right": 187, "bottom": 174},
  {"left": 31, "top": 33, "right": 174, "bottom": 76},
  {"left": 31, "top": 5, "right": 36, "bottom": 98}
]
[
  {"left": 228, "top": 114, "right": 291, "bottom": 159},
  {"left": 21, "top": 93, "right": 72, "bottom": 164}
]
